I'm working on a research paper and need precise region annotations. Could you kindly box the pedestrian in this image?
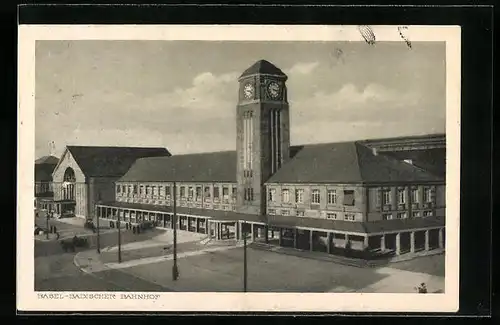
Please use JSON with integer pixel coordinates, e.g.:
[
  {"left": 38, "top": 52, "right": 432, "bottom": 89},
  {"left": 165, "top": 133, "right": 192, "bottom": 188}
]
[
  {"left": 56, "top": 232, "right": 60, "bottom": 240},
  {"left": 416, "top": 283, "right": 428, "bottom": 294},
  {"left": 53, "top": 225, "right": 57, "bottom": 233}
]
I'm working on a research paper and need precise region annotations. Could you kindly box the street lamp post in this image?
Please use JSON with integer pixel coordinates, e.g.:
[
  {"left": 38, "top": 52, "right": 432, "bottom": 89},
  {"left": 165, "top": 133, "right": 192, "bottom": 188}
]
[
  {"left": 172, "top": 181, "right": 179, "bottom": 281},
  {"left": 243, "top": 221, "right": 247, "bottom": 292},
  {"left": 117, "top": 210, "right": 122, "bottom": 263},
  {"left": 96, "top": 192, "right": 101, "bottom": 254},
  {"left": 46, "top": 212, "right": 50, "bottom": 240}
]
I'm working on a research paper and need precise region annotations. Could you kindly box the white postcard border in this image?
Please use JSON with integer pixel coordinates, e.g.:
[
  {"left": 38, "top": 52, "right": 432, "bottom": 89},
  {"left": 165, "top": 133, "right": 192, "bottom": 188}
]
[{"left": 17, "top": 25, "right": 461, "bottom": 313}]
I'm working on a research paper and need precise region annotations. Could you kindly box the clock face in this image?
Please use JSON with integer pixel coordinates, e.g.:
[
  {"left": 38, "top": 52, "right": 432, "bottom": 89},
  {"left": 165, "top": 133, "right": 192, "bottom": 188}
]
[
  {"left": 243, "top": 83, "right": 254, "bottom": 99},
  {"left": 267, "top": 81, "right": 281, "bottom": 99}
]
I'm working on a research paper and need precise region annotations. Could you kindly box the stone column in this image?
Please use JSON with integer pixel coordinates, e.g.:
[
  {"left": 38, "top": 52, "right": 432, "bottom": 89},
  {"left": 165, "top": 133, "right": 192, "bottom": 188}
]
[
  {"left": 438, "top": 228, "right": 444, "bottom": 249},
  {"left": 251, "top": 224, "right": 255, "bottom": 241},
  {"left": 345, "top": 234, "right": 350, "bottom": 248},
  {"left": 195, "top": 218, "right": 199, "bottom": 233},
  {"left": 380, "top": 235, "right": 386, "bottom": 251},
  {"left": 326, "top": 233, "right": 332, "bottom": 254},
  {"left": 293, "top": 229, "right": 297, "bottom": 249},
  {"left": 410, "top": 232, "right": 415, "bottom": 253},
  {"left": 309, "top": 230, "right": 314, "bottom": 251},
  {"left": 395, "top": 233, "right": 401, "bottom": 255},
  {"left": 278, "top": 229, "right": 282, "bottom": 246},
  {"left": 265, "top": 225, "right": 269, "bottom": 243},
  {"left": 424, "top": 230, "right": 430, "bottom": 251},
  {"left": 364, "top": 235, "right": 369, "bottom": 250}
]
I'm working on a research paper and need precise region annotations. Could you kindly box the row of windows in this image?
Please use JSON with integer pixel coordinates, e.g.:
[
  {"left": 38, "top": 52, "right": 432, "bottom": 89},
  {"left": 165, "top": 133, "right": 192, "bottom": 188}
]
[
  {"left": 117, "top": 184, "right": 237, "bottom": 201},
  {"left": 268, "top": 188, "right": 354, "bottom": 206},
  {"left": 381, "top": 187, "right": 434, "bottom": 205},
  {"left": 382, "top": 211, "right": 434, "bottom": 220},
  {"left": 244, "top": 188, "right": 254, "bottom": 201},
  {"left": 267, "top": 209, "right": 357, "bottom": 221}
]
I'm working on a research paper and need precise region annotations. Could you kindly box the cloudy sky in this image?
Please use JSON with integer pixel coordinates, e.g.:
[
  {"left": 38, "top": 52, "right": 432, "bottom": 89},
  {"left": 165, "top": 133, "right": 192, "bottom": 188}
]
[{"left": 35, "top": 40, "right": 445, "bottom": 159}]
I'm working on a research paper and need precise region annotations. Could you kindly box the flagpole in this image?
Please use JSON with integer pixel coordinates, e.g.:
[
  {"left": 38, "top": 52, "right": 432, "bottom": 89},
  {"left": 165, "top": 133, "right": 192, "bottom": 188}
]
[{"left": 172, "top": 181, "right": 179, "bottom": 281}]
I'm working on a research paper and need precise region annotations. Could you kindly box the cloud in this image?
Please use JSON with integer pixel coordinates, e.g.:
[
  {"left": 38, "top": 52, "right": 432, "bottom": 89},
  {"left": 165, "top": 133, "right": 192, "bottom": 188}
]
[
  {"left": 285, "top": 62, "right": 319, "bottom": 75},
  {"left": 291, "top": 82, "right": 422, "bottom": 123}
]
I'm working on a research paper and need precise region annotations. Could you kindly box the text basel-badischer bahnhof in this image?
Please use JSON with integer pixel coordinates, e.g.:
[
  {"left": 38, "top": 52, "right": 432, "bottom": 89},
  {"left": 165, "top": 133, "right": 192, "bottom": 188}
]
[{"left": 39, "top": 60, "right": 446, "bottom": 258}]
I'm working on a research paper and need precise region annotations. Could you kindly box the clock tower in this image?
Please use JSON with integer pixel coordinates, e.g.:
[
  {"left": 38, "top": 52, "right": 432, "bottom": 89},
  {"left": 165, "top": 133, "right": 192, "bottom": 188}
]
[{"left": 235, "top": 60, "right": 290, "bottom": 215}]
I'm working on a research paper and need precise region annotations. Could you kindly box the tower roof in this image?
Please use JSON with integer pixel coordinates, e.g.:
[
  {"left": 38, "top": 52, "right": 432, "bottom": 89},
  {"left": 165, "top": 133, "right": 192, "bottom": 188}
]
[{"left": 239, "top": 60, "right": 287, "bottom": 79}]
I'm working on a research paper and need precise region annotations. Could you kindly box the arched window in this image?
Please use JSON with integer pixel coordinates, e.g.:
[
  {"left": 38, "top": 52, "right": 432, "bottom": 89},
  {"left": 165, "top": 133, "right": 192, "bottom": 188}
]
[{"left": 62, "top": 167, "right": 76, "bottom": 200}]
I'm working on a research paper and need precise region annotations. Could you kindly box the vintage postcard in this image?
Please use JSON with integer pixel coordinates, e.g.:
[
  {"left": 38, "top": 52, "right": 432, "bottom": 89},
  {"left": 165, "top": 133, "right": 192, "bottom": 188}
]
[{"left": 17, "top": 25, "right": 461, "bottom": 313}]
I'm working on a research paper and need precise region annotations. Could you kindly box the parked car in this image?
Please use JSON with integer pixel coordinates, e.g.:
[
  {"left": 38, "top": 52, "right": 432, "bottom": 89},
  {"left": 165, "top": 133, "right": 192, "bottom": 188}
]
[
  {"left": 59, "top": 236, "right": 89, "bottom": 252},
  {"left": 141, "top": 220, "right": 156, "bottom": 230}
]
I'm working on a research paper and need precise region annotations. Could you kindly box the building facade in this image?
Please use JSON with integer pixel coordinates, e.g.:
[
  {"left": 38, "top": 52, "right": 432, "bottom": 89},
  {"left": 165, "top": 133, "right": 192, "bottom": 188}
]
[
  {"left": 34, "top": 155, "right": 59, "bottom": 212},
  {"left": 96, "top": 60, "right": 446, "bottom": 258},
  {"left": 48, "top": 146, "right": 171, "bottom": 219}
]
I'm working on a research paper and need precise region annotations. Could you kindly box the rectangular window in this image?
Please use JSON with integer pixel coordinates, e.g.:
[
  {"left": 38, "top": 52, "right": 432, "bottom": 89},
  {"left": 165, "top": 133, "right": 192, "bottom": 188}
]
[
  {"left": 180, "top": 186, "right": 185, "bottom": 198},
  {"left": 145, "top": 185, "right": 150, "bottom": 196},
  {"left": 213, "top": 187, "right": 220, "bottom": 199},
  {"left": 296, "top": 210, "right": 305, "bottom": 217},
  {"left": 327, "top": 190, "right": 337, "bottom": 204},
  {"left": 282, "top": 189, "right": 290, "bottom": 203},
  {"left": 188, "top": 187, "right": 194, "bottom": 200},
  {"left": 196, "top": 186, "right": 202, "bottom": 200},
  {"left": 344, "top": 214, "right": 355, "bottom": 221},
  {"left": 382, "top": 213, "right": 393, "bottom": 220},
  {"left": 281, "top": 210, "right": 290, "bottom": 216},
  {"left": 122, "top": 185, "right": 126, "bottom": 194},
  {"left": 269, "top": 188, "right": 276, "bottom": 202},
  {"left": 411, "top": 188, "right": 419, "bottom": 203},
  {"left": 311, "top": 189, "right": 320, "bottom": 204},
  {"left": 128, "top": 185, "right": 133, "bottom": 196},
  {"left": 232, "top": 186, "right": 237, "bottom": 200},
  {"left": 412, "top": 211, "right": 420, "bottom": 218},
  {"left": 382, "top": 189, "right": 391, "bottom": 205},
  {"left": 133, "top": 185, "right": 138, "bottom": 195},
  {"left": 116, "top": 185, "right": 121, "bottom": 193},
  {"left": 222, "top": 187, "right": 229, "bottom": 201},
  {"left": 423, "top": 211, "right": 433, "bottom": 217},
  {"left": 166, "top": 186, "right": 171, "bottom": 198},
  {"left": 397, "top": 189, "right": 406, "bottom": 204},
  {"left": 204, "top": 186, "right": 211, "bottom": 199},
  {"left": 343, "top": 190, "right": 355, "bottom": 206},
  {"left": 152, "top": 186, "right": 158, "bottom": 197},
  {"left": 295, "top": 189, "right": 304, "bottom": 203},
  {"left": 159, "top": 186, "right": 165, "bottom": 198},
  {"left": 326, "top": 213, "right": 337, "bottom": 220},
  {"left": 268, "top": 209, "right": 276, "bottom": 215},
  {"left": 397, "top": 212, "right": 407, "bottom": 219},
  {"left": 139, "top": 185, "right": 144, "bottom": 197},
  {"left": 423, "top": 188, "right": 433, "bottom": 203}
]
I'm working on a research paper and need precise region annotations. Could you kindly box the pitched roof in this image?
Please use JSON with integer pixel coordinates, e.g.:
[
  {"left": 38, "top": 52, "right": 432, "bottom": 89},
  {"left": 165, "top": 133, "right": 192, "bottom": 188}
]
[
  {"left": 239, "top": 60, "right": 287, "bottom": 79},
  {"left": 35, "top": 155, "right": 59, "bottom": 165},
  {"left": 66, "top": 146, "right": 171, "bottom": 178},
  {"left": 35, "top": 164, "right": 56, "bottom": 182},
  {"left": 266, "top": 141, "right": 443, "bottom": 184},
  {"left": 119, "top": 151, "right": 237, "bottom": 183}
]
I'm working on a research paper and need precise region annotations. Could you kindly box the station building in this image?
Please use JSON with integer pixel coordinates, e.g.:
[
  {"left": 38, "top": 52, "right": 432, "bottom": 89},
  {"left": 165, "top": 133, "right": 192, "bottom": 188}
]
[
  {"left": 34, "top": 155, "right": 59, "bottom": 212},
  {"left": 46, "top": 146, "right": 170, "bottom": 218},
  {"left": 92, "top": 59, "right": 446, "bottom": 257}
]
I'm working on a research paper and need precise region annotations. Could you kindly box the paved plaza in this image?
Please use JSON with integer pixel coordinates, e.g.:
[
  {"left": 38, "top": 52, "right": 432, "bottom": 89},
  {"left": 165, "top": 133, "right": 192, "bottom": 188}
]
[{"left": 79, "top": 238, "right": 445, "bottom": 293}]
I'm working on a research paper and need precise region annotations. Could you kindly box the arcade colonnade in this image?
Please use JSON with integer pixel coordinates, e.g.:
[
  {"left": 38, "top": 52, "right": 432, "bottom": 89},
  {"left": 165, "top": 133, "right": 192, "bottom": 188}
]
[{"left": 96, "top": 205, "right": 444, "bottom": 255}]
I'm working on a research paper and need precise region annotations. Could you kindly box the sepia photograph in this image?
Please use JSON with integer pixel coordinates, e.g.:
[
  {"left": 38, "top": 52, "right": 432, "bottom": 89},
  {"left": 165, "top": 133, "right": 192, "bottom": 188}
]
[{"left": 18, "top": 25, "right": 461, "bottom": 312}]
